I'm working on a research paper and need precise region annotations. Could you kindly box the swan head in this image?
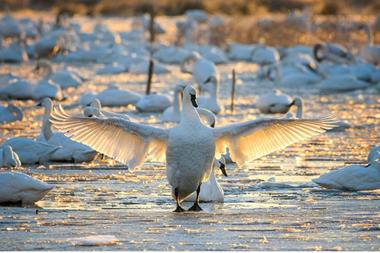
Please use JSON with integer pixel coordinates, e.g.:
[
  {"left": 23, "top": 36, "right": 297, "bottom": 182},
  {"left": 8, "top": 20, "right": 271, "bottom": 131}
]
[
  {"left": 180, "top": 51, "right": 201, "bottom": 73},
  {"left": 290, "top": 97, "right": 303, "bottom": 107},
  {"left": 88, "top": 98, "right": 102, "bottom": 110},
  {"left": 184, "top": 85, "right": 198, "bottom": 108},
  {"left": 313, "top": 44, "right": 326, "bottom": 62},
  {"left": 36, "top": 97, "right": 53, "bottom": 109}
]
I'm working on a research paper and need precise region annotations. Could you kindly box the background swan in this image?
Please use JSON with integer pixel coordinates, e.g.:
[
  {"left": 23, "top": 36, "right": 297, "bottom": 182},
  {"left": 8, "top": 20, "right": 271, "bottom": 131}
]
[
  {"left": 313, "top": 146, "right": 380, "bottom": 191},
  {"left": 0, "top": 145, "right": 21, "bottom": 168},
  {"left": 37, "top": 98, "right": 97, "bottom": 163},
  {"left": 80, "top": 86, "right": 142, "bottom": 107},
  {"left": 83, "top": 99, "right": 130, "bottom": 121},
  {"left": 0, "top": 104, "right": 23, "bottom": 124},
  {"left": 50, "top": 85, "right": 337, "bottom": 212},
  {"left": 256, "top": 89, "right": 303, "bottom": 117},
  {"left": 0, "top": 172, "right": 54, "bottom": 205},
  {"left": 135, "top": 93, "right": 172, "bottom": 113},
  {"left": 1, "top": 137, "right": 59, "bottom": 164}
]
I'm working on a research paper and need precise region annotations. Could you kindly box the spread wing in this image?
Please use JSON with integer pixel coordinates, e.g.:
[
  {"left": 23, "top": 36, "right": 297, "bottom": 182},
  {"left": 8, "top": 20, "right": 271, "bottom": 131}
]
[
  {"left": 50, "top": 105, "right": 168, "bottom": 168},
  {"left": 213, "top": 116, "right": 337, "bottom": 166}
]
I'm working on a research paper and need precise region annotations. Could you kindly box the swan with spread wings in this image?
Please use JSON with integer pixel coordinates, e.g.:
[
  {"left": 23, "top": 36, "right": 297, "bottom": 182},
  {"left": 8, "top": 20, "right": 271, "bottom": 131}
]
[{"left": 50, "top": 85, "right": 337, "bottom": 212}]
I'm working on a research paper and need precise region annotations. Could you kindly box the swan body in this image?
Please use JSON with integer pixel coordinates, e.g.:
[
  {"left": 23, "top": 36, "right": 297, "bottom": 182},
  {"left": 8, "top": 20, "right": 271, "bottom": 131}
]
[
  {"left": 317, "top": 75, "right": 371, "bottom": 93},
  {"left": 0, "top": 41, "right": 28, "bottom": 63},
  {"left": 313, "top": 146, "right": 380, "bottom": 191},
  {"left": 50, "top": 85, "right": 337, "bottom": 211},
  {"left": 0, "top": 145, "right": 21, "bottom": 168},
  {"left": 1, "top": 137, "right": 59, "bottom": 164},
  {"left": 47, "top": 70, "right": 84, "bottom": 89},
  {"left": 154, "top": 46, "right": 192, "bottom": 64},
  {"left": 313, "top": 43, "right": 353, "bottom": 64},
  {"left": 184, "top": 44, "right": 228, "bottom": 64},
  {"left": 251, "top": 46, "right": 280, "bottom": 65},
  {"left": 227, "top": 43, "right": 255, "bottom": 61},
  {"left": 0, "top": 14, "right": 21, "bottom": 38},
  {"left": 32, "top": 80, "right": 64, "bottom": 101},
  {"left": 0, "top": 104, "right": 23, "bottom": 124},
  {"left": 129, "top": 60, "right": 169, "bottom": 74},
  {"left": 136, "top": 93, "right": 172, "bottom": 113},
  {"left": 0, "top": 172, "right": 54, "bottom": 205},
  {"left": 96, "top": 64, "right": 128, "bottom": 75},
  {"left": 0, "top": 79, "right": 34, "bottom": 100},
  {"left": 256, "top": 89, "right": 303, "bottom": 117},
  {"left": 80, "top": 87, "right": 142, "bottom": 107}
]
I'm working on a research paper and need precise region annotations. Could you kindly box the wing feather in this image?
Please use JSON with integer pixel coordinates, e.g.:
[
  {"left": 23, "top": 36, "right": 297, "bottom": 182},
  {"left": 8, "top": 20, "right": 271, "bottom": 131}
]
[
  {"left": 213, "top": 116, "right": 337, "bottom": 166},
  {"left": 50, "top": 105, "right": 168, "bottom": 168}
]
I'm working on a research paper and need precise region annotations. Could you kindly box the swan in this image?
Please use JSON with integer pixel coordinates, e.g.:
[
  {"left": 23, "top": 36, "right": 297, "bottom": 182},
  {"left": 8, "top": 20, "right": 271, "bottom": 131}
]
[
  {"left": 0, "top": 104, "right": 23, "bottom": 124},
  {"left": 0, "top": 172, "right": 54, "bottom": 205},
  {"left": 227, "top": 43, "right": 255, "bottom": 61},
  {"left": 32, "top": 79, "right": 64, "bottom": 101},
  {"left": 313, "top": 43, "right": 354, "bottom": 64},
  {"left": 256, "top": 89, "right": 303, "bottom": 117},
  {"left": 313, "top": 146, "right": 380, "bottom": 191},
  {"left": 0, "top": 38, "right": 29, "bottom": 63},
  {"left": 0, "top": 13, "right": 21, "bottom": 38},
  {"left": 251, "top": 46, "right": 280, "bottom": 66},
  {"left": 1, "top": 137, "right": 59, "bottom": 164},
  {"left": 135, "top": 93, "right": 172, "bottom": 113},
  {"left": 83, "top": 99, "right": 130, "bottom": 121},
  {"left": 0, "top": 145, "right": 21, "bottom": 168},
  {"left": 50, "top": 84, "right": 337, "bottom": 212},
  {"left": 0, "top": 79, "right": 35, "bottom": 100},
  {"left": 37, "top": 98, "right": 97, "bottom": 163},
  {"left": 197, "top": 81, "right": 221, "bottom": 114},
  {"left": 37, "top": 61, "right": 84, "bottom": 89},
  {"left": 180, "top": 52, "right": 219, "bottom": 93},
  {"left": 356, "top": 23, "right": 380, "bottom": 65},
  {"left": 129, "top": 59, "right": 169, "bottom": 75},
  {"left": 184, "top": 44, "right": 228, "bottom": 64},
  {"left": 79, "top": 86, "right": 142, "bottom": 107},
  {"left": 317, "top": 75, "right": 372, "bottom": 93},
  {"left": 154, "top": 46, "right": 192, "bottom": 64}
]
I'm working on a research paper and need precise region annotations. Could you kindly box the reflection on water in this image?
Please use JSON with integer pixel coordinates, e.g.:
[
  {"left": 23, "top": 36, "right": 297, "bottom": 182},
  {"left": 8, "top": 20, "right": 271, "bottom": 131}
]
[{"left": 0, "top": 15, "right": 380, "bottom": 252}]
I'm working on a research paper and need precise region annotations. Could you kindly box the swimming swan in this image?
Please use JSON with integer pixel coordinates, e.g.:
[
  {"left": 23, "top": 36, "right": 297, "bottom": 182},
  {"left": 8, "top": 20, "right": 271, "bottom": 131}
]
[{"left": 50, "top": 85, "right": 337, "bottom": 212}]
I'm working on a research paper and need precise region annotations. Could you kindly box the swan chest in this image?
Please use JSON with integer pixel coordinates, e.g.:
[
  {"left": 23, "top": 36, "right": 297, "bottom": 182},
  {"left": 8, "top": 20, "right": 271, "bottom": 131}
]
[{"left": 166, "top": 126, "right": 215, "bottom": 198}]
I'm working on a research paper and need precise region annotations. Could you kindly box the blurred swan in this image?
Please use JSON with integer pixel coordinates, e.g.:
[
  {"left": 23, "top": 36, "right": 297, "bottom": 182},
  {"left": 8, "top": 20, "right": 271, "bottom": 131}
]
[
  {"left": 154, "top": 46, "right": 192, "bottom": 64},
  {"left": 0, "top": 79, "right": 35, "bottom": 100},
  {"left": 0, "top": 145, "right": 21, "bottom": 168},
  {"left": 256, "top": 89, "right": 303, "bottom": 118},
  {"left": 313, "top": 146, "right": 380, "bottom": 191},
  {"left": 83, "top": 99, "right": 130, "bottom": 121},
  {"left": 37, "top": 98, "right": 97, "bottom": 163},
  {"left": 356, "top": 23, "right": 380, "bottom": 65},
  {"left": 50, "top": 84, "right": 336, "bottom": 211},
  {"left": 0, "top": 38, "right": 29, "bottom": 63},
  {"left": 32, "top": 79, "right": 64, "bottom": 101},
  {"left": 313, "top": 43, "right": 354, "bottom": 64},
  {"left": 317, "top": 75, "right": 372, "bottom": 93},
  {"left": 37, "top": 61, "right": 84, "bottom": 89},
  {"left": 129, "top": 59, "right": 169, "bottom": 75},
  {"left": 251, "top": 46, "right": 280, "bottom": 66},
  {"left": 136, "top": 93, "right": 172, "bottom": 113},
  {"left": 0, "top": 172, "right": 54, "bottom": 205},
  {"left": 181, "top": 52, "right": 219, "bottom": 93},
  {"left": 227, "top": 43, "right": 255, "bottom": 61},
  {"left": 1, "top": 137, "right": 59, "bottom": 164},
  {"left": 0, "top": 12, "right": 21, "bottom": 38},
  {"left": 0, "top": 104, "right": 23, "bottom": 124},
  {"left": 80, "top": 86, "right": 142, "bottom": 107}
]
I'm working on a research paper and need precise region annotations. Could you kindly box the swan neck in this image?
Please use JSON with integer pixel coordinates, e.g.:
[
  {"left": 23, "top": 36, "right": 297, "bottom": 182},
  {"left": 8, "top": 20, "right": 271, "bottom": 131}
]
[
  {"left": 293, "top": 98, "right": 303, "bottom": 118},
  {"left": 173, "top": 88, "right": 181, "bottom": 115},
  {"left": 364, "top": 25, "right": 374, "bottom": 45},
  {"left": 180, "top": 94, "right": 201, "bottom": 126},
  {"left": 42, "top": 101, "right": 53, "bottom": 140}
]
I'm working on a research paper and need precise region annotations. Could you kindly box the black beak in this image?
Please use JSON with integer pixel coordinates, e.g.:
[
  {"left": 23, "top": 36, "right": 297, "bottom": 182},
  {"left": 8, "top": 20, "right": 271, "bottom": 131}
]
[
  {"left": 88, "top": 114, "right": 93, "bottom": 117},
  {"left": 219, "top": 162, "right": 228, "bottom": 177},
  {"left": 191, "top": 94, "right": 198, "bottom": 108},
  {"left": 210, "top": 122, "right": 215, "bottom": 128},
  {"left": 36, "top": 102, "right": 42, "bottom": 107}
]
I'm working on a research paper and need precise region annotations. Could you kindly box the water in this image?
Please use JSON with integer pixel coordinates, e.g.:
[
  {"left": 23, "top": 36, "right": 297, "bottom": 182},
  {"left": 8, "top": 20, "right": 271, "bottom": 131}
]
[{"left": 0, "top": 14, "right": 380, "bottom": 251}]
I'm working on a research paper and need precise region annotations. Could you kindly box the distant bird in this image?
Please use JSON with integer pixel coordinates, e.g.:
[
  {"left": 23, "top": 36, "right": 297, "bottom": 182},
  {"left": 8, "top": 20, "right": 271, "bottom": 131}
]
[{"left": 0, "top": 104, "right": 23, "bottom": 124}]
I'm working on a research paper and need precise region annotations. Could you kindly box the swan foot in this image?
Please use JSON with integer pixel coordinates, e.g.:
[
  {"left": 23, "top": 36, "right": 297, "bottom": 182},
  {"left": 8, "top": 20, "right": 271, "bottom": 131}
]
[
  {"left": 188, "top": 203, "right": 202, "bottom": 211},
  {"left": 173, "top": 205, "right": 185, "bottom": 212}
]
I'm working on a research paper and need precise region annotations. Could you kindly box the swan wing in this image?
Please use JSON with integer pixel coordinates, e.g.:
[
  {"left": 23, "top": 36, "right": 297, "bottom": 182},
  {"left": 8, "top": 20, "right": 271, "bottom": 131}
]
[
  {"left": 213, "top": 116, "right": 337, "bottom": 166},
  {"left": 50, "top": 105, "right": 168, "bottom": 168}
]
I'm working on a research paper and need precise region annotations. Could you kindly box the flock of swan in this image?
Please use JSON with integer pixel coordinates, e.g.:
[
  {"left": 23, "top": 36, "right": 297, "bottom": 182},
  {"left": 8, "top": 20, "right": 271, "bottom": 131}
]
[{"left": 0, "top": 9, "right": 379, "bottom": 211}]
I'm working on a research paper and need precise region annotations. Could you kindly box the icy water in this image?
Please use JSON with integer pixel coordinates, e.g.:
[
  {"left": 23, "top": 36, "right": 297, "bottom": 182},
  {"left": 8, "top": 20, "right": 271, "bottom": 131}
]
[{"left": 1, "top": 15, "right": 380, "bottom": 251}]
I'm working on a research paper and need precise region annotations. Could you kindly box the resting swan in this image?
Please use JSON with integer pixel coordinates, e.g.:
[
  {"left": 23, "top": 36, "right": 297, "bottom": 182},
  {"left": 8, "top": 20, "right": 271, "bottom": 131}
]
[
  {"left": 0, "top": 104, "right": 23, "bottom": 124},
  {"left": 50, "top": 85, "right": 337, "bottom": 212},
  {"left": 0, "top": 145, "right": 21, "bottom": 168},
  {"left": 256, "top": 89, "right": 303, "bottom": 117},
  {"left": 83, "top": 99, "right": 130, "bottom": 121}
]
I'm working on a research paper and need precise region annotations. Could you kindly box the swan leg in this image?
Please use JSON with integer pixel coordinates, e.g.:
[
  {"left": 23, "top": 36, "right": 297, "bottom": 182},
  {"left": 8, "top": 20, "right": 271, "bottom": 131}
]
[
  {"left": 173, "top": 187, "right": 185, "bottom": 212},
  {"left": 188, "top": 184, "right": 203, "bottom": 211}
]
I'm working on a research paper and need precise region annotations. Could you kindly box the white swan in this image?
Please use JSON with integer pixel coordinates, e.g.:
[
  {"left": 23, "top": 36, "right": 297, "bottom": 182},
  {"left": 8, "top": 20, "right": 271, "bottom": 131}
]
[
  {"left": 0, "top": 104, "right": 23, "bottom": 124},
  {"left": 313, "top": 146, "right": 380, "bottom": 191},
  {"left": 0, "top": 79, "right": 34, "bottom": 100},
  {"left": 197, "top": 81, "right": 221, "bottom": 114},
  {"left": 50, "top": 85, "right": 337, "bottom": 211},
  {"left": 227, "top": 43, "right": 255, "bottom": 61},
  {"left": 256, "top": 89, "right": 303, "bottom": 117},
  {"left": 80, "top": 86, "right": 142, "bottom": 107},
  {"left": 0, "top": 145, "right": 21, "bottom": 168},
  {"left": 1, "top": 137, "right": 59, "bottom": 164},
  {"left": 0, "top": 172, "right": 54, "bottom": 205},
  {"left": 135, "top": 93, "right": 172, "bottom": 113},
  {"left": 32, "top": 79, "right": 64, "bottom": 101},
  {"left": 317, "top": 75, "right": 371, "bottom": 93},
  {"left": 0, "top": 39, "right": 29, "bottom": 63},
  {"left": 154, "top": 46, "right": 192, "bottom": 64},
  {"left": 180, "top": 52, "right": 219, "bottom": 93},
  {"left": 356, "top": 23, "right": 380, "bottom": 65},
  {"left": 313, "top": 43, "right": 353, "bottom": 64},
  {"left": 251, "top": 46, "right": 280, "bottom": 66},
  {"left": 38, "top": 61, "right": 84, "bottom": 89},
  {"left": 83, "top": 99, "right": 130, "bottom": 121},
  {"left": 37, "top": 98, "right": 97, "bottom": 163}
]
